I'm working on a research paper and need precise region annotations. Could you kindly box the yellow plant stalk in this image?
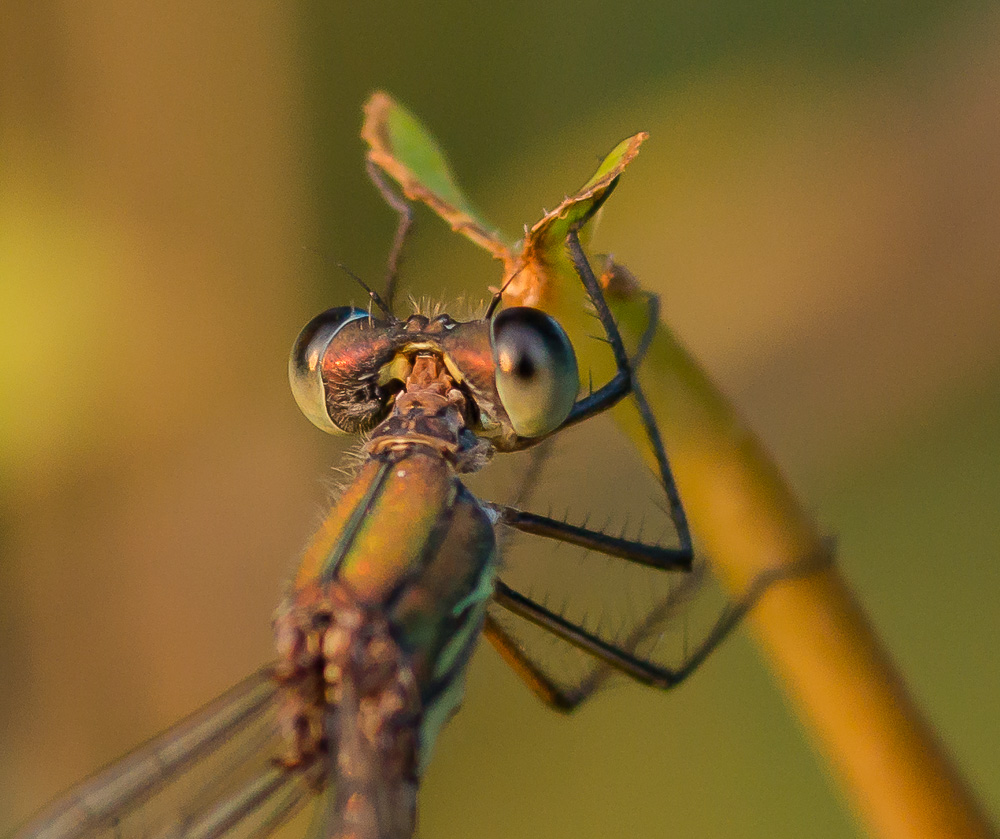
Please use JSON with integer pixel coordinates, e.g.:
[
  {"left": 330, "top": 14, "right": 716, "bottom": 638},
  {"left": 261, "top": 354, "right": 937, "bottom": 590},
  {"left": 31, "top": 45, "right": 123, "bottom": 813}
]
[
  {"left": 362, "top": 91, "right": 996, "bottom": 839},
  {"left": 578, "top": 285, "right": 995, "bottom": 839}
]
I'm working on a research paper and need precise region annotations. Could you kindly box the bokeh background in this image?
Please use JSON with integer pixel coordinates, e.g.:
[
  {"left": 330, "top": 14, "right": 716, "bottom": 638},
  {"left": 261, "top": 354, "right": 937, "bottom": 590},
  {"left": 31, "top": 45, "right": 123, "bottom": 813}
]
[{"left": 2, "top": 2, "right": 999, "bottom": 837}]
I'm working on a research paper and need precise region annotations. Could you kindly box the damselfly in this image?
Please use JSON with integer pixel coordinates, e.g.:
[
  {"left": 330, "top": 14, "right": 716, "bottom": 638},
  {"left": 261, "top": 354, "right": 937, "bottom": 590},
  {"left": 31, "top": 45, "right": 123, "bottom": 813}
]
[{"left": 11, "top": 145, "right": 778, "bottom": 839}]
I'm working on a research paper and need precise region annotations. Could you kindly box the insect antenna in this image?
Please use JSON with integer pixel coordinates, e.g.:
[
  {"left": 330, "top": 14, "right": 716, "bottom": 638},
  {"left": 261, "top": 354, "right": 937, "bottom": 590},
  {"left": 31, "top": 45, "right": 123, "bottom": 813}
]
[
  {"left": 301, "top": 245, "right": 399, "bottom": 323},
  {"left": 335, "top": 262, "right": 398, "bottom": 323},
  {"left": 484, "top": 263, "right": 526, "bottom": 320}
]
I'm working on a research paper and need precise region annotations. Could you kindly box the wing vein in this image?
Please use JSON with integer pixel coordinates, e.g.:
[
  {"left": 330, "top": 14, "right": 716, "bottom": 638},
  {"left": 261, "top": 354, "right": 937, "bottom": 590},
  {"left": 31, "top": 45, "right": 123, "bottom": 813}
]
[{"left": 15, "top": 666, "right": 279, "bottom": 839}]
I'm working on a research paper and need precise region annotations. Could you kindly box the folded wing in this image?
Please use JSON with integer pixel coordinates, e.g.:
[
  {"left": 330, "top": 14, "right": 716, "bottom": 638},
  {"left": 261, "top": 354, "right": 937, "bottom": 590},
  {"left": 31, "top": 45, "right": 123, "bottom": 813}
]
[{"left": 13, "top": 666, "right": 321, "bottom": 839}]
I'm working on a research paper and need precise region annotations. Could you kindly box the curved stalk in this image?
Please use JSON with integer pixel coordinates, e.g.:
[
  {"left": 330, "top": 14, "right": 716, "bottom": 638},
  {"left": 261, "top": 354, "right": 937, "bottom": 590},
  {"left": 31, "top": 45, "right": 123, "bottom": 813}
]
[
  {"left": 360, "top": 90, "right": 997, "bottom": 839},
  {"left": 544, "top": 283, "right": 996, "bottom": 839}
]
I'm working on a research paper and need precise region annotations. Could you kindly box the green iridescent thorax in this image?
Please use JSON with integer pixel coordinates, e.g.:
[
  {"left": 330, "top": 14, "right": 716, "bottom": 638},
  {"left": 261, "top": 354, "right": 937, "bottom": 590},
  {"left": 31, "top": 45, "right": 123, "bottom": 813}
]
[{"left": 294, "top": 352, "right": 499, "bottom": 765}]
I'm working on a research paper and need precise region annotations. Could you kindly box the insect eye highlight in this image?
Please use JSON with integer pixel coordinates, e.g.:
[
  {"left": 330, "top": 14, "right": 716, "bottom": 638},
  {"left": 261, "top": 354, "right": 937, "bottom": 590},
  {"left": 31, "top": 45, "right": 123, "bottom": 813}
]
[
  {"left": 490, "top": 307, "right": 579, "bottom": 438},
  {"left": 289, "top": 306, "right": 373, "bottom": 433}
]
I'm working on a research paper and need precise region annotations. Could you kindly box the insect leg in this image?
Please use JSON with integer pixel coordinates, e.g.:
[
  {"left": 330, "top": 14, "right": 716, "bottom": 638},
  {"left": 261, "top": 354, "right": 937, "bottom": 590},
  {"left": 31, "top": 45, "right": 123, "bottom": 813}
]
[
  {"left": 564, "top": 230, "right": 695, "bottom": 560},
  {"left": 525, "top": 228, "right": 695, "bottom": 559},
  {"left": 482, "top": 614, "right": 601, "bottom": 710},
  {"left": 483, "top": 441, "right": 604, "bottom": 709},
  {"left": 490, "top": 504, "right": 690, "bottom": 571},
  {"left": 486, "top": 565, "right": 707, "bottom": 711},
  {"left": 628, "top": 377, "right": 694, "bottom": 558},
  {"left": 556, "top": 228, "right": 655, "bottom": 430},
  {"left": 365, "top": 158, "right": 413, "bottom": 312},
  {"left": 492, "top": 544, "right": 832, "bottom": 692}
]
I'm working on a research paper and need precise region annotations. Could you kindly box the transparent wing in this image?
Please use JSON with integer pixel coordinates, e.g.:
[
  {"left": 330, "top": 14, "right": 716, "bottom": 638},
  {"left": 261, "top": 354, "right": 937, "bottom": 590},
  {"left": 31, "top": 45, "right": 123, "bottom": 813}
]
[{"left": 12, "top": 666, "right": 322, "bottom": 839}]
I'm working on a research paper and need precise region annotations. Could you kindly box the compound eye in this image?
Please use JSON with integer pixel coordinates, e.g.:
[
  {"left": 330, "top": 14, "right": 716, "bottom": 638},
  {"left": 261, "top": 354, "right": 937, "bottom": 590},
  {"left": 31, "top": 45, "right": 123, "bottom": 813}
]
[
  {"left": 490, "top": 307, "right": 579, "bottom": 438},
  {"left": 289, "top": 306, "right": 373, "bottom": 433}
]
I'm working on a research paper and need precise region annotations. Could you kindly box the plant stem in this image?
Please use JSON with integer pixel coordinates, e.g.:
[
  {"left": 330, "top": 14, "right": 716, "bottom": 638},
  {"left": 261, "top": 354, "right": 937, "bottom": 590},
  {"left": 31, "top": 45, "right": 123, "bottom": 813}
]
[{"left": 556, "top": 285, "right": 997, "bottom": 839}]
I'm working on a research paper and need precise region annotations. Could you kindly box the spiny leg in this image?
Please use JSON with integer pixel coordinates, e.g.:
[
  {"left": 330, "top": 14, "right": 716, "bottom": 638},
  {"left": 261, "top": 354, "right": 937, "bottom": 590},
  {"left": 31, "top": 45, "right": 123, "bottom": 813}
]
[
  {"left": 489, "top": 504, "right": 690, "bottom": 571},
  {"left": 560, "top": 234, "right": 835, "bottom": 682},
  {"left": 487, "top": 228, "right": 698, "bottom": 705},
  {"left": 488, "top": 431, "right": 693, "bottom": 706},
  {"left": 505, "top": 226, "right": 659, "bottom": 443},
  {"left": 564, "top": 228, "right": 693, "bottom": 559},
  {"left": 483, "top": 614, "right": 597, "bottom": 710},
  {"left": 505, "top": 229, "right": 692, "bottom": 569},
  {"left": 555, "top": 227, "right": 646, "bottom": 430},
  {"left": 483, "top": 441, "right": 588, "bottom": 709},
  {"left": 491, "top": 227, "right": 832, "bottom": 701},
  {"left": 490, "top": 224, "right": 697, "bottom": 705},
  {"left": 485, "top": 564, "right": 708, "bottom": 712},
  {"left": 483, "top": 440, "right": 634, "bottom": 710},
  {"left": 365, "top": 159, "right": 413, "bottom": 313},
  {"left": 492, "top": 543, "right": 832, "bottom": 692}
]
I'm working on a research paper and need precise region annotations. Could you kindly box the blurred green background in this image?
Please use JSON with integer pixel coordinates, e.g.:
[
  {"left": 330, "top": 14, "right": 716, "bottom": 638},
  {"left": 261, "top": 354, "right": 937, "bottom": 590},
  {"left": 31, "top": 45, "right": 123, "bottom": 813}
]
[{"left": 2, "top": 2, "right": 999, "bottom": 837}]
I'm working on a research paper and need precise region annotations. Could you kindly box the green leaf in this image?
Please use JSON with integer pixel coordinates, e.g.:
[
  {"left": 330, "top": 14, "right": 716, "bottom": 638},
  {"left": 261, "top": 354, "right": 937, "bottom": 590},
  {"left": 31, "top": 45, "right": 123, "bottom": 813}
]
[
  {"left": 507, "top": 132, "right": 647, "bottom": 308},
  {"left": 522, "top": 133, "right": 647, "bottom": 257},
  {"left": 362, "top": 92, "right": 512, "bottom": 262},
  {"left": 362, "top": 92, "right": 648, "bottom": 312}
]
